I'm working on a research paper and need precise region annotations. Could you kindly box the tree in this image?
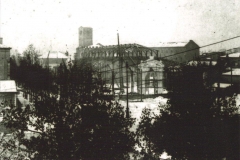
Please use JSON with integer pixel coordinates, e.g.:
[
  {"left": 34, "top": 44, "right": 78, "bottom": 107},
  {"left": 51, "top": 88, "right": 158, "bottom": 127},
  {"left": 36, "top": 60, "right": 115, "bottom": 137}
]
[
  {"left": 137, "top": 64, "right": 239, "bottom": 159},
  {"left": 3, "top": 59, "right": 136, "bottom": 159},
  {"left": 10, "top": 44, "right": 57, "bottom": 98}
]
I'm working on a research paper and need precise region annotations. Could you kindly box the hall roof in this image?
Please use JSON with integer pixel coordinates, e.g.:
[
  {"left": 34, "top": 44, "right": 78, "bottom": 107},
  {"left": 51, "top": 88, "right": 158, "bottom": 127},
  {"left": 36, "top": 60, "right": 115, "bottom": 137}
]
[{"left": 80, "top": 43, "right": 158, "bottom": 57}]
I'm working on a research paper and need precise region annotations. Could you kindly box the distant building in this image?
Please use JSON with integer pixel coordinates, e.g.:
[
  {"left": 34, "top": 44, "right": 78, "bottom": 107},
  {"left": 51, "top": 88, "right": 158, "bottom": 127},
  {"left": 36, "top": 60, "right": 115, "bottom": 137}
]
[
  {"left": 0, "top": 80, "right": 17, "bottom": 107},
  {"left": 39, "top": 51, "right": 69, "bottom": 69},
  {"left": 74, "top": 27, "right": 198, "bottom": 96},
  {"left": 219, "top": 52, "right": 240, "bottom": 93},
  {"left": 222, "top": 69, "right": 240, "bottom": 83},
  {"left": 200, "top": 51, "right": 226, "bottom": 61},
  {"left": 151, "top": 40, "right": 200, "bottom": 63},
  {"left": 0, "top": 44, "right": 11, "bottom": 80},
  {"left": 138, "top": 57, "right": 166, "bottom": 94},
  {"left": 221, "top": 52, "right": 240, "bottom": 68},
  {"left": 0, "top": 39, "right": 17, "bottom": 107},
  {"left": 225, "top": 48, "right": 240, "bottom": 54}
]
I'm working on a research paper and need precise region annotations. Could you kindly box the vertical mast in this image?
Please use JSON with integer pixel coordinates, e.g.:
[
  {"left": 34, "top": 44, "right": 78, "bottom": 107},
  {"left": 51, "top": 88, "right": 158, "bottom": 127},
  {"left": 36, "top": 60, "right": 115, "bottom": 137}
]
[
  {"left": 118, "top": 33, "right": 123, "bottom": 89},
  {"left": 0, "top": 0, "right": 3, "bottom": 44},
  {"left": 0, "top": 0, "right": 1, "bottom": 37}
]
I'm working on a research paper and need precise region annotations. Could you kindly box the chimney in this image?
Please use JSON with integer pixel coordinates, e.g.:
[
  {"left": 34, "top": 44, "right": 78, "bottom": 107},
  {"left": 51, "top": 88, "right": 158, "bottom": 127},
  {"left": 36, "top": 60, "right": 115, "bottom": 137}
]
[{"left": 0, "top": 37, "right": 2, "bottom": 44}]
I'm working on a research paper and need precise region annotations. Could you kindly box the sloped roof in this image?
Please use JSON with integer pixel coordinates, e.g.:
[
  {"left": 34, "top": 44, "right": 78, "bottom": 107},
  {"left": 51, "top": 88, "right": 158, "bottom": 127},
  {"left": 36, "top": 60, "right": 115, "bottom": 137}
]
[
  {"left": 0, "top": 80, "right": 17, "bottom": 92},
  {"left": 156, "top": 42, "right": 188, "bottom": 47},
  {"left": 152, "top": 40, "right": 199, "bottom": 48},
  {"left": 39, "top": 51, "right": 68, "bottom": 59}
]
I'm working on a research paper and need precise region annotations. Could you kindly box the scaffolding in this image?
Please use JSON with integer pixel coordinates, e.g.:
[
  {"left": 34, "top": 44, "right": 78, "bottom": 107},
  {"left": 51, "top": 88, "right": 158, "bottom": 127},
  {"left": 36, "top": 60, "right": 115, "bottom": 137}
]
[{"left": 76, "top": 44, "right": 168, "bottom": 100}]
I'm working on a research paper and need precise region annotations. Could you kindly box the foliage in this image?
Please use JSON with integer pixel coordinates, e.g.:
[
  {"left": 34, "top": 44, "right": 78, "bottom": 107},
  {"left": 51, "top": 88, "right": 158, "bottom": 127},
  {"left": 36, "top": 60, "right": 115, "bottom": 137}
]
[
  {"left": 137, "top": 64, "right": 239, "bottom": 159},
  {"left": 4, "top": 56, "right": 136, "bottom": 159},
  {"left": 10, "top": 44, "right": 57, "bottom": 94}
]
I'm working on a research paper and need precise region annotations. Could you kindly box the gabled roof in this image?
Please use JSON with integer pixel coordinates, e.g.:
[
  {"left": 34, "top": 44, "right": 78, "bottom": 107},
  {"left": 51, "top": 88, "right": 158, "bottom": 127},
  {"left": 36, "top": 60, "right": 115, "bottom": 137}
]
[
  {"left": 0, "top": 80, "right": 17, "bottom": 92},
  {"left": 39, "top": 51, "right": 68, "bottom": 59},
  {"left": 152, "top": 40, "right": 199, "bottom": 48}
]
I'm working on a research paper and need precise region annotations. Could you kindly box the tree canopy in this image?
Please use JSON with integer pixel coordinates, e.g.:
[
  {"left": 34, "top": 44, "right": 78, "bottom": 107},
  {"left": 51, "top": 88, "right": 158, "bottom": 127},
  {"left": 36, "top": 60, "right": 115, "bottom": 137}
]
[
  {"left": 10, "top": 44, "right": 56, "bottom": 94},
  {"left": 3, "top": 52, "right": 136, "bottom": 159},
  {"left": 137, "top": 64, "right": 239, "bottom": 159}
]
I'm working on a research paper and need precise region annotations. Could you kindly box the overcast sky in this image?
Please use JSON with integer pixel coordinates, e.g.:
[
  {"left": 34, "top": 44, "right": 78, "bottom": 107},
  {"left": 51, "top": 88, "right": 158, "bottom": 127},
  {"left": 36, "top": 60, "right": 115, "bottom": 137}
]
[{"left": 1, "top": 0, "right": 240, "bottom": 55}]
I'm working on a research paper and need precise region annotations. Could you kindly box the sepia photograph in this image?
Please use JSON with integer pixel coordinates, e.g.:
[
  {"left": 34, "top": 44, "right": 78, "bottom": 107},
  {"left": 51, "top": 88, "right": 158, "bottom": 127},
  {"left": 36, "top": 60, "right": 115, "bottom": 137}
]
[{"left": 0, "top": 0, "right": 239, "bottom": 159}]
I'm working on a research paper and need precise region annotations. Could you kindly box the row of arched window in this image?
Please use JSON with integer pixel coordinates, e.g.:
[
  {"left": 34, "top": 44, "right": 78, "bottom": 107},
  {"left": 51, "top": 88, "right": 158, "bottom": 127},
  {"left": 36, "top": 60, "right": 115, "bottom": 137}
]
[{"left": 82, "top": 50, "right": 158, "bottom": 58}]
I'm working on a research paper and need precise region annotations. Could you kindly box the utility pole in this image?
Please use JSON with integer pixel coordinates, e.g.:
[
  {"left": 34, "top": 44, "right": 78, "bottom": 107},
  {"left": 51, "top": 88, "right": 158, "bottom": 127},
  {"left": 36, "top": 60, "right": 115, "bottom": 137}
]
[
  {"left": 141, "top": 68, "right": 143, "bottom": 102},
  {"left": 112, "top": 57, "right": 115, "bottom": 97},
  {"left": 209, "top": 59, "right": 213, "bottom": 91},
  {"left": 231, "top": 64, "right": 232, "bottom": 86},
  {"left": 118, "top": 33, "right": 123, "bottom": 89},
  {"left": 112, "top": 70, "right": 114, "bottom": 96},
  {"left": 0, "top": 0, "right": 1, "bottom": 37},
  {"left": 217, "top": 56, "right": 221, "bottom": 112},
  {"left": 126, "top": 61, "right": 129, "bottom": 118}
]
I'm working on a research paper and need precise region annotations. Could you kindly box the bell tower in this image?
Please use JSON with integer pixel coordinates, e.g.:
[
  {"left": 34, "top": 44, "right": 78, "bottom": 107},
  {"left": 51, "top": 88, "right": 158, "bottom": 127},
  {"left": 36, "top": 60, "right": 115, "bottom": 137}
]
[{"left": 78, "top": 27, "right": 93, "bottom": 47}]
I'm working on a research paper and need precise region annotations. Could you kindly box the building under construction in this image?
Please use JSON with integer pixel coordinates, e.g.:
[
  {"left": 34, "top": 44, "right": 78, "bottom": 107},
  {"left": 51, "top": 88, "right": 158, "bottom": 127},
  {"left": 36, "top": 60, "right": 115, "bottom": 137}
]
[
  {"left": 76, "top": 43, "right": 165, "bottom": 98},
  {"left": 74, "top": 27, "right": 200, "bottom": 98}
]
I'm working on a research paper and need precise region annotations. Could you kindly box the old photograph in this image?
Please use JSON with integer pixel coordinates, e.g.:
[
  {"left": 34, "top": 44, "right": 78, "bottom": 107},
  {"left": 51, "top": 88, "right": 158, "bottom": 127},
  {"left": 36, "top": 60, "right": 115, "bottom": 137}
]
[{"left": 0, "top": 0, "right": 239, "bottom": 159}]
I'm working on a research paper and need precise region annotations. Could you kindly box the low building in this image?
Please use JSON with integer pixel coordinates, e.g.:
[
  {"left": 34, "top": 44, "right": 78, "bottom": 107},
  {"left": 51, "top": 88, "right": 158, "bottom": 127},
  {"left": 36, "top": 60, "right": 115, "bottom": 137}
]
[
  {"left": 39, "top": 51, "right": 69, "bottom": 70},
  {"left": 0, "top": 80, "right": 17, "bottom": 107},
  {"left": 225, "top": 48, "right": 240, "bottom": 54},
  {"left": 200, "top": 51, "right": 225, "bottom": 61},
  {"left": 151, "top": 40, "right": 200, "bottom": 63},
  {"left": 221, "top": 52, "right": 240, "bottom": 68},
  {"left": 0, "top": 39, "right": 17, "bottom": 108},
  {"left": 222, "top": 68, "right": 240, "bottom": 84}
]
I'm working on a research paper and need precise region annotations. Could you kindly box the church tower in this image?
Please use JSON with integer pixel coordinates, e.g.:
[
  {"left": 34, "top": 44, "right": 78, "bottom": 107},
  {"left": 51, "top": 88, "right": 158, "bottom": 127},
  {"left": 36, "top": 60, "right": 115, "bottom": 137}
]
[{"left": 78, "top": 27, "right": 93, "bottom": 47}]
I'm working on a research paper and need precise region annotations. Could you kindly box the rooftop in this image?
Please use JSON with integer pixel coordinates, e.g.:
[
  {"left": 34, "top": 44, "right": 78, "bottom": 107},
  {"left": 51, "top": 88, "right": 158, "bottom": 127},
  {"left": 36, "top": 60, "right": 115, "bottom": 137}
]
[
  {"left": 81, "top": 43, "right": 158, "bottom": 54},
  {"left": 39, "top": 51, "right": 68, "bottom": 59},
  {"left": 0, "top": 80, "right": 17, "bottom": 92},
  {"left": 0, "top": 44, "right": 11, "bottom": 49},
  {"left": 154, "top": 42, "right": 188, "bottom": 47}
]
